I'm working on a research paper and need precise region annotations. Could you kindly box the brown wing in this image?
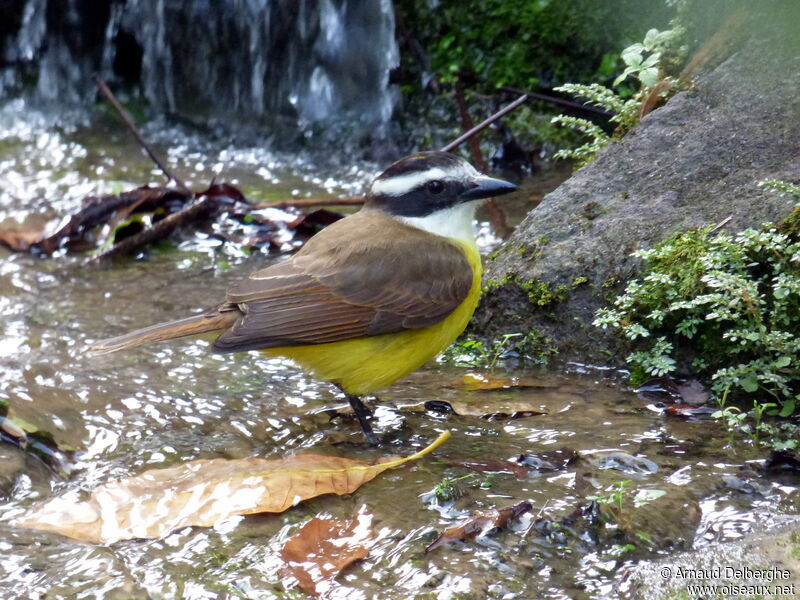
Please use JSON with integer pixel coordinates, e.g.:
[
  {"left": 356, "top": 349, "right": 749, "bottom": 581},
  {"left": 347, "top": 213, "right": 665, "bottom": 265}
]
[{"left": 212, "top": 211, "right": 473, "bottom": 352}]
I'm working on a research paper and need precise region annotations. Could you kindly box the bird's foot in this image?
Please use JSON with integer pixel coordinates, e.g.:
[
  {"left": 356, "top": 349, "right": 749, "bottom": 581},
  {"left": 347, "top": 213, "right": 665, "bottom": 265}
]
[{"left": 346, "top": 393, "right": 380, "bottom": 446}]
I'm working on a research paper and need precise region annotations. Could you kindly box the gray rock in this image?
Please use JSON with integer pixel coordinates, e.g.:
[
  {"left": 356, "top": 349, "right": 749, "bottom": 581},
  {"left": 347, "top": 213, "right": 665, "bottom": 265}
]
[
  {"left": 474, "top": 15, "right": 800, "bottom": 365},
  {"left": 618, "top": 517, "right": 800, "bottom": 600}
]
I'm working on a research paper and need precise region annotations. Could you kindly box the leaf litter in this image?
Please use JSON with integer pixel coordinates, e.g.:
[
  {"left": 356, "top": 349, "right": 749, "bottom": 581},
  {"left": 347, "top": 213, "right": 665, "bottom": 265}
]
[
  {"left": 280, "top": 509, "right": 373, "bottom": 596},
  {"left": 12, "top": 431, "right": 450, "bottom": 544},
  {"left": 425, "top": 500, "right": 532, "bottom": 552}
]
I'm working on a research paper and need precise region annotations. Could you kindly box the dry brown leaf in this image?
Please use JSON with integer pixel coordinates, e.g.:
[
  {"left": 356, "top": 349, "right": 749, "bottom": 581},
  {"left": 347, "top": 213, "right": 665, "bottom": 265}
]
[
  {"left": 425, "top": 501, "right": 532, "bottom": 552},
  {"left": 425, "top": 398, "right": 549, "bottom": 421},
  {"left": 281, "top": 511, "right": 373, "bottom": 596},
  {"left": 13, "top": 431, "right": 450, "bottom": 544},
  {"left": 0, "top": 228, "right": 44, "bottom": 251},
  {"left": 451, "top": 373, "right": 542, "bottom": 391}
]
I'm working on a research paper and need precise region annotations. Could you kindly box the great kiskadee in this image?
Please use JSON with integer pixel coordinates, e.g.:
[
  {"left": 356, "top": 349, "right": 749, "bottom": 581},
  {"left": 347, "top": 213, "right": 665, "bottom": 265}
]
[{"left": 90, "top": 152, "right": 517, "bottom": 443}]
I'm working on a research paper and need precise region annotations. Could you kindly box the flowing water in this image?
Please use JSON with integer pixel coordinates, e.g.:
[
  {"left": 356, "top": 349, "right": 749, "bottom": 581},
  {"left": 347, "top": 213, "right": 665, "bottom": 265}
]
[
  {"left": 2, "top": 0, "right": 398, "bottom": 139},
  {"left": 0, "top": 104, "right": 798, "bottom": 600}
]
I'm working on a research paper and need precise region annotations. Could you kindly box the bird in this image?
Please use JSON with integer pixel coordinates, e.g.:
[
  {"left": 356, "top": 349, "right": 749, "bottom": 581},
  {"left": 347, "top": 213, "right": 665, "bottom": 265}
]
[{"left": 89, "top": 151, "right": 517, "bottom": 443}]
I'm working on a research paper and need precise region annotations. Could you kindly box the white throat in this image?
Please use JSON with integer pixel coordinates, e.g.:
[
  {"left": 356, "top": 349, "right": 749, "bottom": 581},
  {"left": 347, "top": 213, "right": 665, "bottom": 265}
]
[{"left": 397, "top": 201, "right": 480, "bottom": 244}]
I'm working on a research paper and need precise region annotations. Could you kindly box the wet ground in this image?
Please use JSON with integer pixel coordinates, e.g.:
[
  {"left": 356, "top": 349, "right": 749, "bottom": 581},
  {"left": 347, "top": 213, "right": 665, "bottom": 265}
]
[{"left": 1, "top": 101, "right": 798, "bottom": 599}]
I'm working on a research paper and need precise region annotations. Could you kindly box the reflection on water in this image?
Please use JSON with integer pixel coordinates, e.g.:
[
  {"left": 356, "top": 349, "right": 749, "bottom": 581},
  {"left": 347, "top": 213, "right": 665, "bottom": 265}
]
[{"left": 0, "top": 107, "right": 797, "bottom": 600}]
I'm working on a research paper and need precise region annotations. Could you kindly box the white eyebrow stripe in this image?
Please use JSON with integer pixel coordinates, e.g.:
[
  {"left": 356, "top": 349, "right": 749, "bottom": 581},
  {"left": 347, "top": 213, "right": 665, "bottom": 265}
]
[{"left": 370, "top": 168, "right": 449, "bottom": 196}]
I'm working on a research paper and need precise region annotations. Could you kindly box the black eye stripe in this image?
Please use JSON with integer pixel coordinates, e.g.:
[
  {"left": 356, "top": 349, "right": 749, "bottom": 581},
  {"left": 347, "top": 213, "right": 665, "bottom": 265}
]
[{"left": 368, "top": 181, "right": 468, "bottom": 217}]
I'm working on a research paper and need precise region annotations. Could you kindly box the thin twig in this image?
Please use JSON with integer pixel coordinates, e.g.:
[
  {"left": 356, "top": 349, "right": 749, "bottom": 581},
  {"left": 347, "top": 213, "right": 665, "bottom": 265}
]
[
  {"left": 454, "top": 77, "right": 488, "bottom": 172},
  {"left": 708, "top": 215, "right": 733, "bottom": 237},
  {"left": 258, "top": 97, "right": 531, "bottom": 216},
  {"left": 93, "top": 76, "right": 190, "bottom": 194},
  {"left": 254, "top": 196, "right": 365, "bottom": 210},
  {"left": 441, "top": 94, "right": 528, "bottom": 152},
  {"left": 497, "top": 85, "right": 613, "bottom": 117},
  {"left": 454, "top": 77, "right": 513, "bottom": 237}
]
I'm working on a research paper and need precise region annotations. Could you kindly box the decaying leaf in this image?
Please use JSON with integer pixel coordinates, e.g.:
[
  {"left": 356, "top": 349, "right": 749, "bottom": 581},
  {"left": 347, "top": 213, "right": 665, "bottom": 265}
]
[
  {"left": 287, "top": 209, "right": 345, "bottom": 236},
  {"left": 636, "top": 377, "right": 709, "bottom": 406},
  {"left": 663, "top": 404, "right": 715, "bottom": 417},
  {"left": 13, "top": 431, "right": 450, "bottom": 544},
  {"left": 426, "top": 500, "right": 532, "bottom": 552},
  {"left": 281, "top": 511, "right": 373, "bottom": 596},
  {"left": 451, "top": 373, "right": 560, "bottom": 392},
  {"left": 0, "top": 227, "right": 45, "bottom": 251},
  {"left": 424, "top": 399, "right": 548, "bottom": 421}
]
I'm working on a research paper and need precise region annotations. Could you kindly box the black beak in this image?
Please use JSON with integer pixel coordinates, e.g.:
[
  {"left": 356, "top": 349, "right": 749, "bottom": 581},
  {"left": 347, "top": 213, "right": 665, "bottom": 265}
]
[{"left": 459, "top": 176, "right": 517, "bottom": 201}]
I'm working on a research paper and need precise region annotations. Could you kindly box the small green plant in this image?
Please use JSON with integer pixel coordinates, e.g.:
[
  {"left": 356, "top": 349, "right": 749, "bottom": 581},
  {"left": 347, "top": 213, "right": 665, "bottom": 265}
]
[
  {"left": 594, "top": 223, "right": 800, "bottom": 412},
  {"left": 551, "top": 29, "right": 678, "bottom": 166},
  {"left": 443, "top": 330, "right": 556, "bottom": 369},
  {"left": 761, "top": 179, "right": 800, "bottom": 204},
  {"left": 588, "top": 480, "right": 631, "bottom": 519},
  {"left": 429, "top": 473, "right": 494, "bottom": 502},
  {"left": 431, "top": 473, "right": 475, "bottom": 502},
  {"left": 614, "top": 28, "right": 675, "bottom": 88},
  {"left": 713, "top": 385, "right": 800, "bottom": 449}
]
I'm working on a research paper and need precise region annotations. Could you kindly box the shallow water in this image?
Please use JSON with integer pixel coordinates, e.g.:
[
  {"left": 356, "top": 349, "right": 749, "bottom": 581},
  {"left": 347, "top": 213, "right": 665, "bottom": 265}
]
[{"left": 0, "top": 103, "right": 798, "bottom": 600}]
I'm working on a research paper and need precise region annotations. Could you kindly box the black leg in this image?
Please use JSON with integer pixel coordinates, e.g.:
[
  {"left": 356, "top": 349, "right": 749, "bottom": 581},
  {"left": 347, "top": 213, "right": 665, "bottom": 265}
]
[{"left": 346, "top": 393, "right": 379, "bottom": 446}]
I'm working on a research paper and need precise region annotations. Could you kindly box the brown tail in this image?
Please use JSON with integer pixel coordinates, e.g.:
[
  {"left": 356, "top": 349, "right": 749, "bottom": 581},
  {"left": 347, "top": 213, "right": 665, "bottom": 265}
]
[{"left": 88, "top": 306, "right": 240, "bottom": 355}]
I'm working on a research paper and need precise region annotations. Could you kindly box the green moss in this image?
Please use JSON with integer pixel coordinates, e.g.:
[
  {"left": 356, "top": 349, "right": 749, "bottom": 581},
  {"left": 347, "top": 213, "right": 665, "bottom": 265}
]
[
  {"left": 643, "top": 226, "right": 715, "bottom": 297},
  {"left": 482, "top": 273, "right": 519, "bottom": 293},
  {"left": 484, "top": 274, "right": 568, "bottom": 307},
  {"left": 790, "top": 531, "right": 800, "bottom": 559},
  {"left": 571, "top": 276, "right": 589, "bottom": 287},
  {"left": 521, "top": 280, "right": 569, "bottom": 306},
  {"left": 777, "top": 205, "right": 800, "bottom": 237}
]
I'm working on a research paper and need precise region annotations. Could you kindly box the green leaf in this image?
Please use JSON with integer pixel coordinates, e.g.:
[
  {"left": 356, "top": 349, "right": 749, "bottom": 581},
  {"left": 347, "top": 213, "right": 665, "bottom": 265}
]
[
  {"left": 774, "top": 356, "right": 791, "bottom": 368},
  {"left": 778, "top": 397, "right": 796, "bottom": 417},
  {"left": 741, "top": 374, "right": 759, "bottom": 393},
  {"left": 638, "top": 68, "right": 659, "bottom": 89}
]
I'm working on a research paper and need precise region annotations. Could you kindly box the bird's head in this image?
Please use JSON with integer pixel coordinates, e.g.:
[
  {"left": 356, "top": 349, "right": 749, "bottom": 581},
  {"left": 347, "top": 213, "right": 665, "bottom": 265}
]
[{"left": 364, "top": 151, "right": 517, "bottom": 241}]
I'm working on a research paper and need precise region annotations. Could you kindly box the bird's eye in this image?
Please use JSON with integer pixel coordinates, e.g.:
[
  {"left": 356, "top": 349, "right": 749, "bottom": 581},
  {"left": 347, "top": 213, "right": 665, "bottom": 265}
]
[{"left": 426, "top": 180, "right": 445, "bottom": 194}]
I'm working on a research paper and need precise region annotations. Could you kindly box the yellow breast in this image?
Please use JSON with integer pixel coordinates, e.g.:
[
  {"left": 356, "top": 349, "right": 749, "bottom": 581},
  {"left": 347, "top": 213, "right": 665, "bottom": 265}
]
[{"left": 262, "top": 241, "right": 482, "bottom": 395}]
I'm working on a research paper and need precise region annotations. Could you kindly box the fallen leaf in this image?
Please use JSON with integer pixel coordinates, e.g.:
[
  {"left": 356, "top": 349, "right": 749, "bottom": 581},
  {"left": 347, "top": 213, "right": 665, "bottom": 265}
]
[
  {"left": 287, "top": 209, "right": 344, "bottom": 235},
  {"left": 13, "top": 431, "right": 450, "bottom": 544},
  {"left": 635, "top": 377, "right": 709, "bottom": 406},
  {"left": 424, "top": 399, "right": 548, "bottom": 421},
  {"left": 425, "top": 501, "right": 531, "bottom": 552},
  {"left": 441, "top": 457, "right": 529, "bottom": 477},
  {"left": 663, "top": 404, "right": 716, "bottom": 417},
  {"left": 0, "top": 227, "right": 44, "bottom": 251},
  {"left": 37, "top": 186, "right": 190, "bottom": 254},
  {"left": 451, "top": 373, "right": 561, "bottom": 392},
  {"left": 281, "top": 511, "right": 373, "bottom": 596}
]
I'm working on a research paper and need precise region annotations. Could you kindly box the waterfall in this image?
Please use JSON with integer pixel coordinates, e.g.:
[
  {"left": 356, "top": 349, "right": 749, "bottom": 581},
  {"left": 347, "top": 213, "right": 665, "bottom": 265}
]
[{"left": 0, "top": 0, "right": 399, "bottom": 134}]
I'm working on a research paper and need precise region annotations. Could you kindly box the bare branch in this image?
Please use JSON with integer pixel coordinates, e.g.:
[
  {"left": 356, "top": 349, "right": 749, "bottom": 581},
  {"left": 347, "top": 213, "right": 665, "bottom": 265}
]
[{"left": 94, "top": 76, "right": 190, "bottom": 194}]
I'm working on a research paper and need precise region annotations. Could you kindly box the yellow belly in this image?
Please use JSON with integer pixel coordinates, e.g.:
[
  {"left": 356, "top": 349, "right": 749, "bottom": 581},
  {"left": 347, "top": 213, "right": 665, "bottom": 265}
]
[{"left": 262, "top": 241, "right": 482, "bottom": 395}]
